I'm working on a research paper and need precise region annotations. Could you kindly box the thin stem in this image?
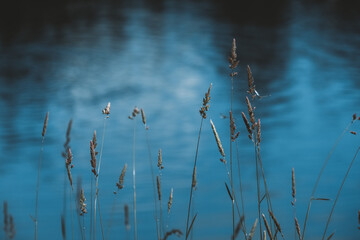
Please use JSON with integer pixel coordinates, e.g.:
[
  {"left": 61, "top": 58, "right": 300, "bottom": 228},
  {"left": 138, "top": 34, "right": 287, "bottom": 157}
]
[
  {"left": 235, "top": 141, "right": 247, "bottom": 240},
  {"left": 185, "top": 118, "right": 203, "bottom": 239},
  {"left": 94, "top": 117, "right": 107, "bottom": 240},
  {"left": 145, "top": 131, "right": 161, "bottom": 240},
  {"left": 97, "top": 194, "right": 105, "bottom": 240},
  {"left": 90, "top": 176, "right": 93, "bottom": 240},
  {"left": 321, "top": 146, "right": 360, "bottom": 240},
  {"left": 255, "top": 140, "right": 263, "bottom": 240},
  {"left": 70, "top": 187, "right": 74, "bottom": 240},
  {"left": 230, "top": 117, "right": 235, "bottom": 239},
  {"left": 256, "top": 147, "right": 275, "bottom": 234},
  {"left": 302, "top": 121, "right": 353, "bottom": 239},
  {"left": 34, "top": 136, "right": 45, "bottom": 240},
  {"left": 132, "top": 120, "right": 138, "bottom": 240}
]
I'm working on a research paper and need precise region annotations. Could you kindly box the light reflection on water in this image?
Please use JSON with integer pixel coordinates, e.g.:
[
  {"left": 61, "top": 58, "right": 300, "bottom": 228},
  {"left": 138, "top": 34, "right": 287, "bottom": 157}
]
[{"left": 0, "top": 1, "right": 359, "bottom": 239}]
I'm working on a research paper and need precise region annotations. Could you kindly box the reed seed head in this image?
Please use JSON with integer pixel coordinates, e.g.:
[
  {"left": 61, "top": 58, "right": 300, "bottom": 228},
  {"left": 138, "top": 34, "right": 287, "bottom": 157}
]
[
  {"left": 124, "top": 204, "right": 130, "bottom": 230},
  {"left": 248, "top": 218, "right": 258, "bottom": 240},
  {"left": 257, "top": 118, "right": 261, "bottom": 145},
  {"left": 232, "top": 216, "right": 244, "bottom": 240},
  {"left": 42, "top": 112, "right": 49, "bottom": 137},
  {"left": 62, "top": 119, "right": 72, "bottom": 159},
  {"left": 268, "top": 210, "right": 282, "bottom": 234},
  {"left": 230, "top": 111, "right": 240, "bottom": 141},
  {"left": 157, "top": 149, "right": 163, "bottom": 169},
  {"left": 90, "top": 140, "right": 97, "bottom": 176},
  {"left": 247, "top": 65, "right": 256, "bottom": 96},
  {"left": 228, "top": 38, "right": 239, "bottom": 70},
  {"left": 327, "top": 233, "right": 335, "bottom": 240},
  {"left": 295, "top": 217, "right": 302, "bottom": 240},
  {"left": 292, "top": 168, "right": 296, "bottom": 201},
  {"left": 141, "top": 108, "right": 146, "bottom": 126},
  {"left": 241, "top": 112, "right": 253, "bottom": 140},
  {"left": 65, "top": 148, "right": 73, "bottom": 186},
  {"left": 210, "top": 119, "right": 225, "bottom": 158},
  {"left": 79, "top": 188, "right": 87, "bottom": 215},
  {"left": 168, "top": 188, "right": 173, "bottom": 213},
  {"left": 192, "top": 167, "right": 197, "bottom": 189},
  {"left": 157, "top": 176, "right": 161, "bottom": 201},
  {"left": 4, "top": 201, "right": 8, "bottom": 233},
  {"left": 262, "top": 213, "right": 273, "bottom": 240},
  {"left": 350, "top": 131, "right": 357, "bottom": 135},
  {"left": 245, "top": 96, "right": 256, "bottom": 128},
  {"left": 117, "top": 164, "right": 127, "bottom": 190},
  {"left": 353, "top": 113, "right": 357, "bottom": 121},
  {"left": 102, "top": 102, "right": 111, "bottom": 115},
  {"left": 61, "top": 215, "right": 66, "bottom": 240},
  {"left": 129, "top": 107, "right": 140, "bottom": 119},
  {"left": 199, "top": 83, "right": 212, "bottom": 119}
]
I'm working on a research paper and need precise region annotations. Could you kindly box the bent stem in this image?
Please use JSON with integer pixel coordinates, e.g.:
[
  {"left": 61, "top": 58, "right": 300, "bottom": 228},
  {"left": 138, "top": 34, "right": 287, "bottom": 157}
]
[
  {"left": 185, "top": 118, "right": 203, "bottom": 239},
  {"left": 302, "top": 121, "right": 354, "bottom": 239},
  {"left": 321, "top": 146, "right": 360, "bottom": 240}
]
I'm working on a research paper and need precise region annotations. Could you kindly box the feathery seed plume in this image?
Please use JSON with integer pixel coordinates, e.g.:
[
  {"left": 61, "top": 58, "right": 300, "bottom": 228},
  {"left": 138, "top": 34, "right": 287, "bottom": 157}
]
[
  {"left": 168, "top": 188, "right": 173, "bottom": 213},
  {"left": 292, "top": 168, "right": 296, "bottom": 203},
  {"left": 262, "top": 213, "right": 273, "bottom": 240},
  {"left": 116, "top": 164, "right": 127, "bottom": 190},
  {"left": 102, "top": 102, "right": 111, "bottom": 115},
  {"left": 199, "top": 83, "right": 212, "bottom": 119},
  {"left": 245, "top": 97, "right": 256, "bottom": 129},
  {"left": 295, "top": 217, "right": 302, "bottom": 240},
  {"left": 79, "top": 188, "right": 87, "bottom": 215},
  {"left": 257, "top": 118, "right": 261, "bottom": 145},
  {"left": 65, "top": 148, "right": 73, "bottom": 186},
  {"left": 157, "top": 149, "right": 163, "bottom": 169},
  {"left": 124, "top": 204, "right": 130, "bottom": 230},
  {"left": 192, "top": 167, "right": 197, "bottom": 189},
  {"left": 210, "top": 119, "right": 225, "bottom": 158},
  {"left": 230, "top": 111, "right": 240, "bottom": 141},
  {"left": 247, "top": 65, "right": 256, "bottom": 96},
  {"left": 42, "top": 112, "right": 49, "bottom": 137},
  {"left": 248, "top": 218, "right": 258, "bottom": 240},
  {"left": 141, "top": 108, "right": 146, "bottom": 126},
  {"left": 241, "top": 112, "right": 253, "bottom": 140},
  {"left": 157, "top": 176, "right": 161, "bottom": 201}
]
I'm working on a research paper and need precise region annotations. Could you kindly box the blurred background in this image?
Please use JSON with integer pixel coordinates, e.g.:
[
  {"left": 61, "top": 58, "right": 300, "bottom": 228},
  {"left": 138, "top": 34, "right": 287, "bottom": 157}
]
[{"left": 0, "top": 0, "right": 359, "bottom": 239}]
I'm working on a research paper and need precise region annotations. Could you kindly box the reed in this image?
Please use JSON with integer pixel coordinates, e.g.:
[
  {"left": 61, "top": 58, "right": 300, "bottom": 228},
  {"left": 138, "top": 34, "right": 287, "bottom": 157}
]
[
  {"left": 302, "top": 115, "right": 357, "bottom": 239},
  {"left": 93, "top": 102, "right": 110, "bottom": 240},
  {"left": 129, "top": 106, "right": 140, "bottom": 240},
  {"left": 321, "top": 146, "right": 360, "bottom": 240},
  {"left": 142, "top": 107, "right": 161, "bottom": 239},
  {"left": 65, "top": 148, "right": 74, "bottom": 240},
  {"left": 248, "top": 218, "right": 258, "bottom": 240},
  {"left": 262, "top": 213, "right": 273, "bottom": 240},
  {"left": 34, "top": 112, "right": 49, "bottom": 240},
  {"left": 185, "top": 84, "right": 212, "bottom": 239}
]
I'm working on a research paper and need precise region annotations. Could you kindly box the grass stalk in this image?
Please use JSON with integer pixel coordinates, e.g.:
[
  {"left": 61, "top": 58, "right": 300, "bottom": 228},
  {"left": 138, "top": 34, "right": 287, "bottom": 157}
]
[
  {"left": 132, "top": 119, "right": 138, "bottom": 240},
  {"left": 321, "top": 146, "right": 360, "bottom": 240},
  {"left": 302, "top": 120, "right": 354, "bottom": 239},
  {"left": 185, "top": 118, "right": 203, "bottom": 239},
  {"left": 144, "top": 126, "right": 161, "bottom": 240},
  {"left": 34, "top": 112, "right": 48, "bottom": 240},
  {"left": 94, "top": 116, "right": 108, "bottom": 240}
]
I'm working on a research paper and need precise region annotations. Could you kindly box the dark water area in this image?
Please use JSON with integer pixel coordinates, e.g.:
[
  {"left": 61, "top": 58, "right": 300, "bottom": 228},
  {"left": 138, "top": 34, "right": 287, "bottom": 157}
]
[{"left": 0, "top": 0, "right": 360, "bottom": 239}]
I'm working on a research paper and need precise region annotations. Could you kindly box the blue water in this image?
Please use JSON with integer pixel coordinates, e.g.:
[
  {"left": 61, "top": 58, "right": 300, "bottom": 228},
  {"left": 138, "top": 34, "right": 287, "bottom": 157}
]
[{"left": 0, "top": 0, "right": 359, "bottom": 239}]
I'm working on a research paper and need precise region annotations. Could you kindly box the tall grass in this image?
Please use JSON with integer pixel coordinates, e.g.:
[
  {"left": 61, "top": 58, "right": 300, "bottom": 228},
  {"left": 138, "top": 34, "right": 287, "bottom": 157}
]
[{"left": 34, "top": 111, "right": 48, "bottom": 240}]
